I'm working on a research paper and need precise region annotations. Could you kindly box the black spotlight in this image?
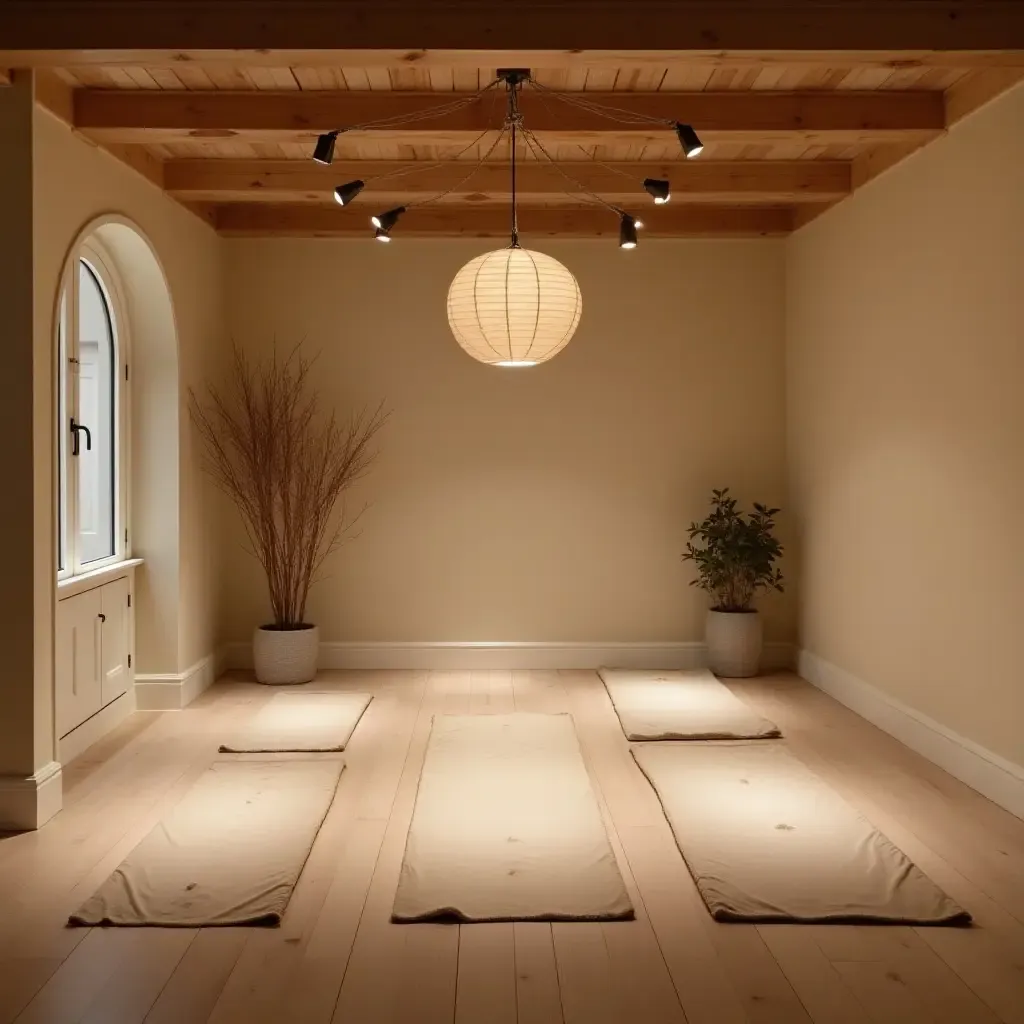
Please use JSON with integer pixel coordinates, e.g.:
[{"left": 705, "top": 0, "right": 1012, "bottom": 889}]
[
  {"left": 371, "top": 206, "right": 406, "bottom": 232},
  {"left": 619, "top": 213, "right": 639, "bottom": 249},
  {"left": 374, "top": 228, "right": 392, "bottom": 243},
  {"left": 334, "top": 180, "right": 365, "bottom": 206},
  {"left": 643, "top": 178, "right": 671, "bottom": 204},
  {"left": 675, "top": 123, "right": 703, "bottom": 159},
  {"left": 313, "top": 131, "right": 339, "bottom": 165}
]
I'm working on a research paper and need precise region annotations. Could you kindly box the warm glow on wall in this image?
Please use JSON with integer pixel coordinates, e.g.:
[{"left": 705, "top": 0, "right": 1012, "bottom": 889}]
[{"left": 446, "top": 247, "right": 582, "bottom": 367}]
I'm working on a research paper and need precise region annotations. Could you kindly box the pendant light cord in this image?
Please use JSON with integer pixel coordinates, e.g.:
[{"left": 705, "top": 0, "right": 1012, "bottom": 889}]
[{"left": 508, "top": 78, "right": 521, "bottom": 248}]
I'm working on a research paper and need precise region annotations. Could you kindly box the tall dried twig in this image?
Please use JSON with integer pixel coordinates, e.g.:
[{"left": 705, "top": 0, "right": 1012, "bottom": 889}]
[{"left": 189, "top": 344, "right": 388, "bottom": 627}]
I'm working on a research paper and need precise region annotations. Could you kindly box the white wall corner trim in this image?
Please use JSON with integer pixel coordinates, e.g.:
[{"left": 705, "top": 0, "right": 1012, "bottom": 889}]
[
  {"left": 798, "top": 649, "right": 1024, "bottom": 821},
  {"left": 135, "top": 653, "right": 219, "bottom": 710},
  {"left": 0, "top": 761, "right": 63, "bottom": 831},
  {"left": 222, "top": 640, "right": 795, "bottom": 673}
]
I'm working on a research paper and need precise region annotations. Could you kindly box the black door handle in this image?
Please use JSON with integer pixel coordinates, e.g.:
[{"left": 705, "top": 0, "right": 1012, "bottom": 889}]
[{"left": 70, "top": 418, "right": 92, "bottom": 456}]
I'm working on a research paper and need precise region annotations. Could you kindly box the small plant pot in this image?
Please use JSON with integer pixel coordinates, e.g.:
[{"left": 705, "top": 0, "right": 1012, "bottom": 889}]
[
  {"left": 705, "top": 609, "right": 762, "bottom": 678},
  {"left": 252, "top": 624, "right": 319, "bottom": 685}
]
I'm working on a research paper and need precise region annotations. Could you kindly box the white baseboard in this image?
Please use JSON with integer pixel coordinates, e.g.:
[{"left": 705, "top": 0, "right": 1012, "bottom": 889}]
[
  {"left": 222, "top": 640, "right": 794, "bottom": 673},
  {"left": 0, "top": 760, "right": 63, "bottom": 831},
  {"left": 59, "top": 688, "right": 137, "bottom": 765},
  {"left": 135, "top": 653, "right": 218, "bottom": 710},
  {"left": 798, "top": 649, "right": 1024, "bottom": 821}
]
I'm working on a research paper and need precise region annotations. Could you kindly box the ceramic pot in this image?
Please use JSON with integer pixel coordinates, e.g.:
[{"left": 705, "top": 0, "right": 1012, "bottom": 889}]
[
  {"left": 252, "top": 623, "right": 319, "bottom": 685},
  {"left": 705, "top": 609, "right": 762, "bottom": 678}
]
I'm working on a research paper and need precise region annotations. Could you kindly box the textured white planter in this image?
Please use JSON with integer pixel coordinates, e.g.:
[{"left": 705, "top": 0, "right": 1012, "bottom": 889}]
[
  {"left": 252, "top": 624, "right": 319, "bottom": 685},
  {"left": 706, "top": 610, "right": 762, "bottom": 678}
]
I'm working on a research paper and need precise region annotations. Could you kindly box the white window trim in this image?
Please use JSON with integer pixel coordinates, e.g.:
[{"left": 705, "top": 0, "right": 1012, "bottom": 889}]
[{"left": 56, "top": 236, "right": 132, "bottom": 581}]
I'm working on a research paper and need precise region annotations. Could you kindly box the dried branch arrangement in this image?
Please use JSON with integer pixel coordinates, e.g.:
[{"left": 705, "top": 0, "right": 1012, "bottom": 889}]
[{"left": 190, "top": 344, "right": 388, "bottom": 628}]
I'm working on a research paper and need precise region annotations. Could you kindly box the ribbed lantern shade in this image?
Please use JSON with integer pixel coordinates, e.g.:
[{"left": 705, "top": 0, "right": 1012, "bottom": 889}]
[{"left": 447, "top": 248, "right": 582, "bottom": 366}]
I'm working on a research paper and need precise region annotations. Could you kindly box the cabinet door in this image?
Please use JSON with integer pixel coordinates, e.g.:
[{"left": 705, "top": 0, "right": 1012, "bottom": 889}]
[
  {"left": 55, "top": 588, "right": 103, "bottom": 737},
  {"left": 100, "top": 576, "right": 132, "bottom": 706}
]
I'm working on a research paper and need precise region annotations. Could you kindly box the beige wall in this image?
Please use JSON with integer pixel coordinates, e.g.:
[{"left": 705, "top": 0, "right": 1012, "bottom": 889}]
[
  {"left": 33, "top": 107, "right": 226, "bottom": 680},
  {"left": 786, "top": 83, "right": 1024, "bottom": 767},
  {"left": 223, "top": 238, "right": 791, "bottom": 645},
  {"left": 6, "top": 99, "right": 226, "bottom": 777},
  {"left": 0, "top": 75, "right": 40, "bottom": 776}
]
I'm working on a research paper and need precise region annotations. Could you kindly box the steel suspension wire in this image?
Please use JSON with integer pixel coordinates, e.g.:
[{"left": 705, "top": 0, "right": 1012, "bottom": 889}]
[
  {"left": 525, "top": 83, "right": 649, "bottom": 192},
  {"left": 520, "top": 126, "right": 626, "bottom": 217},
  {"left": 405, "top": 124, "right": 510, "bottom": 210},
  {"left": 525, "top": 77, "right": 676, "bottom": 128},
  {"left": 326, "top": 76, "right": 502, "bottom": 135}
]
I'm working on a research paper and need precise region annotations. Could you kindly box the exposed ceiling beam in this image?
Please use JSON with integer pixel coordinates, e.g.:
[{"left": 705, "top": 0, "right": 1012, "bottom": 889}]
[
  {"left": 74, "top": 89, "right": 947, "bottom": 145},
  {"left": 944, "top": 67, "right": 1024, "bottom": 124},
  {"left": 214, "top": 203, "right": 793, "bottom": 238},
  {"left": 164, "top": 158, "right": 851, "bottom": 205},
  {"left": 5, "top": 50, "right": 1024, "bottom": 71},
  {"left": 1, "top": 2, "right": 1023, "bottom": 54}
]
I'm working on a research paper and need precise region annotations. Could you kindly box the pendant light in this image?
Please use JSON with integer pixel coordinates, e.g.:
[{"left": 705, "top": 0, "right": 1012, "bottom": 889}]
[{"left": 446, "top": 72, "right": 582, "bottom": 368}]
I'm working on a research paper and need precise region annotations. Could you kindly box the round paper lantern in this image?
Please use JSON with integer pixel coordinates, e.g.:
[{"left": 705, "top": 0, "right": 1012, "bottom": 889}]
[{"left": 447, "top": 247, "right": 582, "bottom": 367}]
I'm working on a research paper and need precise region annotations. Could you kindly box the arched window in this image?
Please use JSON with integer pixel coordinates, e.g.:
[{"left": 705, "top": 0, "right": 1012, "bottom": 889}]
[{"left": 57, "top": 239, "right": 129, "bottom": 577}]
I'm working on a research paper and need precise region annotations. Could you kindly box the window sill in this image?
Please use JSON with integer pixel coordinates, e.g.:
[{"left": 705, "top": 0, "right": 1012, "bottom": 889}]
[{"left": 57, "top": 558, "right": 144, "bottom": 601}]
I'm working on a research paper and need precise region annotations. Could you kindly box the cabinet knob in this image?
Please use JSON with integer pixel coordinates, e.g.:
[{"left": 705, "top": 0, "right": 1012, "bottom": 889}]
[{"left": 98, "top": 613, "right": 106, "bottom": 622}]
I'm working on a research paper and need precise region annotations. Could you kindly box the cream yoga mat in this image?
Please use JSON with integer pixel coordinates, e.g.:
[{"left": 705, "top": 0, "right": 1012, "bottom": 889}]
[
  {"left": 599, "top": 668, "right": 780, "bottom": 740},
  {"left": 633, "top": 742, "right": 970, "bottom": 925},
  {"left": 219, "top": 691, "right": 372, "bottom": 753},
  {"left": 69, "top": 759, "right": 343, "bottom": 927},
  {"left": 393, "top": 713, "right": 633, "bottom": 923}
]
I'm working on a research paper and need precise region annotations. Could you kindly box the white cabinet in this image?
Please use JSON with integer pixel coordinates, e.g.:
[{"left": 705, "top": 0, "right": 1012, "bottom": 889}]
[
  {"left": 55, "top": 587, "right": 103, "bottom": 739},
  {"left": 55, "top": 573, "right": 134, "bottom": 740},
  {"left": 100, "top": 576, "right": 131, "bottom": 707}
]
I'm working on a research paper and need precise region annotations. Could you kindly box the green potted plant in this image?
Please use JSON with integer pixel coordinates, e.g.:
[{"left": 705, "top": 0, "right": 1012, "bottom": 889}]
[
  {"left": 682, "top": 488, "right": 784, "bottom": 677},
  {"left": 190, "top": 345, "right": 387, "bottom": 684}
]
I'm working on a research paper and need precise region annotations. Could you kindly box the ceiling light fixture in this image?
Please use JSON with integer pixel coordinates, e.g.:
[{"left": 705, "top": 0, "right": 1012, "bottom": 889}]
[
  {"left": 370, "top": 206, "right": 406, "bottom": 233},
  {"left": 313, "top": 131, "right": 339, "bottom": 165},
  {"left": 643, "top": 178, "right": 672, "bottom": 204},
  {"left": 334, "top": 180, "right": 365, "bottom": 206},
  {"left": 447, "top": 70, "right": 582, "bottom": 368},
  {"left": 619, "top": 214, "right": 639, "bottom": 249},
  {"left": 675, "top": 122, "right": 704, "bottom": 159},
  {"left": 310, "top": 72, "right": 699, "bottom": 364}
]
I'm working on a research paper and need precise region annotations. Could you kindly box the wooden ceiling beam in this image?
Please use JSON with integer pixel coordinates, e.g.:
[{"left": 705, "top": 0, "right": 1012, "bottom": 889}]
[
  {"left": 74, "top": 89, "right": 946, "bottom": 144},
  {"left": 5, "top": 50, "right": 1024, "bottom": 71},
  {"left": 214, "top": 202, "right": 793, "bottom": 238},
  {"left": 165, "top": 158, "right": 851, "bottom": 205},
  {"left": 1, "top": 2, "right": 1023, "bottom": 54}
]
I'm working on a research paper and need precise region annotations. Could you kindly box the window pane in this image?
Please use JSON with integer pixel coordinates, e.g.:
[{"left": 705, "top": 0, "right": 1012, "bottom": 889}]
[{"left": 77, "top": 260, "right": 116, "bottom": 564}]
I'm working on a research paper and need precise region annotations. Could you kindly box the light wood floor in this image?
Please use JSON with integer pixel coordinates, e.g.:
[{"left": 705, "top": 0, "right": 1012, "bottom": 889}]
[{"left": 1, "top": 669, "right": 1022, "bottom": 1024}]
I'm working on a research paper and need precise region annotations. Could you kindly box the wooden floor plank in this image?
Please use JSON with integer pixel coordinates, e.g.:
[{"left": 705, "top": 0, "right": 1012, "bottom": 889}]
[
  {"left": 551, "top": 923, "right": 617, "bottom": 1024},
  {"left": 331, "top": 670, "right": 456, "bottom": 1024},
  {"left": 832, "top": 961, "right": 933, "bottom": 1024},
  {"left": 456, "top": 924, "right": 518, "bottom": 1024},
  {"left": 394, "top": 923, "right": 460, "bottom": 1024},
  {"left": 513, "top": 923, "right": 564, "bottom": 1024},
  {"left": 77, "top": 928, "right": 194, "bottom": 1024},
  {"left": 758, "top": 926, "right": 871, "bottom": 1024},
  {"left": 144, "top": 929, "right": 250, "bottom": 1024}
]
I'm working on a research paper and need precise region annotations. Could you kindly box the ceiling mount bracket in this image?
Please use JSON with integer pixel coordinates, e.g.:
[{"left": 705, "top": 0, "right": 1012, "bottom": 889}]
[{"left": 496, "top": 68, "right": 532, "bottom": 86}]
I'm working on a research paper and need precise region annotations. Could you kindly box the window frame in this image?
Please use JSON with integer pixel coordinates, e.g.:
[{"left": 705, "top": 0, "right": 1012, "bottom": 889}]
[{"left": 56, "top": 237, "right": 131, "bottom": 581}]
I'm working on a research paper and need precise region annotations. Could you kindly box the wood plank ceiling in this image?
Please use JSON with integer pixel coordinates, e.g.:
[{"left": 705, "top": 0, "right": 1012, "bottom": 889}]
[{"left": 4, "top": 2, "right": 1024, "bottom": 238}]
